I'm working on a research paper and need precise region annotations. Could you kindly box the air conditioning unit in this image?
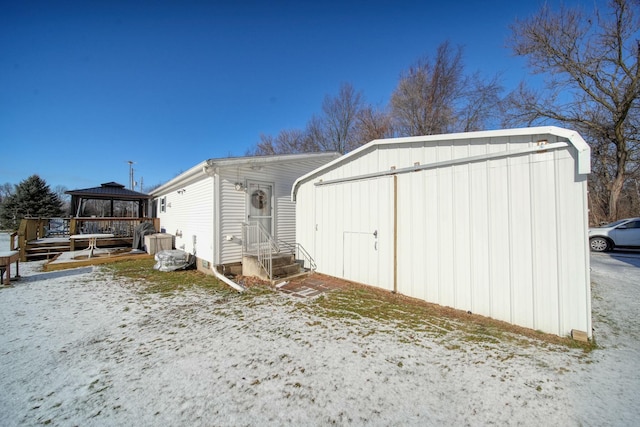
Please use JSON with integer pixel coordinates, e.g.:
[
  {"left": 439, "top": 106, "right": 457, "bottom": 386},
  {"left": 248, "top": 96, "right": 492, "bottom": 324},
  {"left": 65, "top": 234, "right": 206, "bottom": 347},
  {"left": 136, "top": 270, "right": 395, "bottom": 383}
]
[{"left": 144, "top": 233, "right": 174, "bottom": 255}]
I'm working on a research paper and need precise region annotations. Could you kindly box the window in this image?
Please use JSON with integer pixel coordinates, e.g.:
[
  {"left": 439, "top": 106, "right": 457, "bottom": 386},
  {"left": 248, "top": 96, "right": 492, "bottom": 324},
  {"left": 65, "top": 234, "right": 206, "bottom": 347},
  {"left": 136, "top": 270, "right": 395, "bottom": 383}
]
[{"left": 160, "top": 197, "right": 166, "bottom": 213}]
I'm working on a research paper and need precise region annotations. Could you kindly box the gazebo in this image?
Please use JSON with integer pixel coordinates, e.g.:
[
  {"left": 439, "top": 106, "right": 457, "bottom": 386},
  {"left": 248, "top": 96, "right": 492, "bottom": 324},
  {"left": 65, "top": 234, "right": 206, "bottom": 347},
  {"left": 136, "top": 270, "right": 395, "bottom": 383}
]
[
  {"left": 66, "top": 182, "right": 151, "bottom": 218},
  {"left": 16, "top": 182, "right": 157, "bottom": 261},
  {"left": 62, "top": 181, "right": 156, "bottom": 247}
]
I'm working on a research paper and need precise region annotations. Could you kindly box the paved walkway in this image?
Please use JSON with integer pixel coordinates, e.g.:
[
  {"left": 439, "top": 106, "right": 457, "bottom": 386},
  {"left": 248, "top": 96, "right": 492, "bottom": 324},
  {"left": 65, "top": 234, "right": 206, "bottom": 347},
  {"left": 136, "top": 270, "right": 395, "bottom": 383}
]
[{"left": 276, "top": 273, "right": 347, "bottom": 298}]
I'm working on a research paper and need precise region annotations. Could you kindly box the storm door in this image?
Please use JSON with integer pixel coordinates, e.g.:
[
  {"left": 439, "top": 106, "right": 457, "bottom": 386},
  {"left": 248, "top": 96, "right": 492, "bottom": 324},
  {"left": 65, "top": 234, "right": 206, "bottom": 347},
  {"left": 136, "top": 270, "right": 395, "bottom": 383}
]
[{"left": 247, "top": 181, "right": 274, "bottom": 236}]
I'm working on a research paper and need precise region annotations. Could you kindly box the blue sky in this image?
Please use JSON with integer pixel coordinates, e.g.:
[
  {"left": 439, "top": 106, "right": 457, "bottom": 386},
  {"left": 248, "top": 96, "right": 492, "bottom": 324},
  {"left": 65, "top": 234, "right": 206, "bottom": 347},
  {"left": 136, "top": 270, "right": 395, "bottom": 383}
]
[{"left": 1, "top": 0, "right": 598, "bottom": 194}]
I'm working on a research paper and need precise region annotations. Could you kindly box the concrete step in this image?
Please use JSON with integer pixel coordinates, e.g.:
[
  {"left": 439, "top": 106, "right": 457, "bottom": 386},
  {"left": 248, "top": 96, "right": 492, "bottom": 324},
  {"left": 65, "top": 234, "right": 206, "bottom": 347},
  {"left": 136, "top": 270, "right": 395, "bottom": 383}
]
[
  {"left": 242, "top": 253, "right": 304, "bottom": 281},
  {"left": 273, "top": 269, "right": 314, "bottom": 286},
  {"left": 271, "top": 253, "right": 295, "bottom": 267},
  {"left": 273, "top": 263, "right": 301, "bottom": 278}
]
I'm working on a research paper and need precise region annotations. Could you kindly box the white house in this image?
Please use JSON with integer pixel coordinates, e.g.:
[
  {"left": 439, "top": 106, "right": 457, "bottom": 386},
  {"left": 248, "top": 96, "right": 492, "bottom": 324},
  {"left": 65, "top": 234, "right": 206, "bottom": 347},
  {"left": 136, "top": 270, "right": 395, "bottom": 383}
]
[
  {"left": 292, "top": 127, "right": 592, "bottom": 338},
  {"left": 151, "top": 152, "right": 340, "bottom": 282}
]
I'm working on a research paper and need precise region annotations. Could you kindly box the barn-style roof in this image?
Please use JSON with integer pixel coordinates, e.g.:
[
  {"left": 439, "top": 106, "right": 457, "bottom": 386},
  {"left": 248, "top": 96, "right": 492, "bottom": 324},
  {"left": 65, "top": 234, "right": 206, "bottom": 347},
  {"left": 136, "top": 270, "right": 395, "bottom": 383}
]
[{"left": 292, "top": 126, "right": 591, "bottom": 200}]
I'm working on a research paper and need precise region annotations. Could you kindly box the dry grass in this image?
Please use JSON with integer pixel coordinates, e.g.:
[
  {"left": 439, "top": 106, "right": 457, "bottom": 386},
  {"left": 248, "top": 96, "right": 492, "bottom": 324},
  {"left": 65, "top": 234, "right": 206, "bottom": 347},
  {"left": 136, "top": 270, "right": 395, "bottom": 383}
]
[
  {"left": 304, "top": 281, "right": 595, "bottom": 351},
  {"left": 105, "top": 259, "right": 595, "bottom": 351}
]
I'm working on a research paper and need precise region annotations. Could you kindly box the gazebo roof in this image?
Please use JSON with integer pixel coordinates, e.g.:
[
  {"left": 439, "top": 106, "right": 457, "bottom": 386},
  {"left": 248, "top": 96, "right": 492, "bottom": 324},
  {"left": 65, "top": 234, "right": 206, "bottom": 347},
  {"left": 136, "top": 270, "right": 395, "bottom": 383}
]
[{"left": 66, "top": 182, "right": 151, "bottom": 200}]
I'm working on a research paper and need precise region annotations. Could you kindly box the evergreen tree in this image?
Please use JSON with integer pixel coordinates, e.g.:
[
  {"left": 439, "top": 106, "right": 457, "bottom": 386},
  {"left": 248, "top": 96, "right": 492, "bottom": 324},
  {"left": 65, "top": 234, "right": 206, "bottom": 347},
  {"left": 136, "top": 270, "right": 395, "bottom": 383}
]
[{"left": 0, "top": 175, "right": 63, "bottom": 230}]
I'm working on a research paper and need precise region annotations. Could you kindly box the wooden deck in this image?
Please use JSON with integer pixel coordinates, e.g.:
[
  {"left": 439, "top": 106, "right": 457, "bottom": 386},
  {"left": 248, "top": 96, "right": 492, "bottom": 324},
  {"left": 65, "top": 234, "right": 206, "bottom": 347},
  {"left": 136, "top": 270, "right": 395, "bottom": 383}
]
[
  {"left": 25, "top": 237, "right": 135, "bottom": 261},
  {"left": 17, "top": 217, "right": 160, "bottom": 262},
  {"left": 44, "top": 248, "right": 152, "bottom": 271}
]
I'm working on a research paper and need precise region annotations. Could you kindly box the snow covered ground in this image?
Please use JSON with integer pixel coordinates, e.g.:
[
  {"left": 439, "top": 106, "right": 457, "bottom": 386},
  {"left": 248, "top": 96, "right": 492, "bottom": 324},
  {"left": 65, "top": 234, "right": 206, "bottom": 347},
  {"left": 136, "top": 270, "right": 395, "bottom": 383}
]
[{"left": 0, "top": 240, "right": 638, "bottom": 425}]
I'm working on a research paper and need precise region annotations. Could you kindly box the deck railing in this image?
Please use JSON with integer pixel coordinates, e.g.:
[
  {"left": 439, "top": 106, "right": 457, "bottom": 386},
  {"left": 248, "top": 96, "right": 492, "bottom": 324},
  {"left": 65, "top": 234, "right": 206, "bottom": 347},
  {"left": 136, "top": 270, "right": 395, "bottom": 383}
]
[{"left": 17, "top": 217, "right": 160, "bottom": 260}]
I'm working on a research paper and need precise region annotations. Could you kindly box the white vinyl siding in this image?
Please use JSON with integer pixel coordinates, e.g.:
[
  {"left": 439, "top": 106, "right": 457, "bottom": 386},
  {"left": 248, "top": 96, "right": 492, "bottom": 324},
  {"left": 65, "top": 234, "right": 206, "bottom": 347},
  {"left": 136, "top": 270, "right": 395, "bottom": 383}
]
[
  {"left": 154, "top": 177, "right": 214, "bottom": 261},
  {"left": 152, "top": 153, "right": 339, "bottom": 267}
]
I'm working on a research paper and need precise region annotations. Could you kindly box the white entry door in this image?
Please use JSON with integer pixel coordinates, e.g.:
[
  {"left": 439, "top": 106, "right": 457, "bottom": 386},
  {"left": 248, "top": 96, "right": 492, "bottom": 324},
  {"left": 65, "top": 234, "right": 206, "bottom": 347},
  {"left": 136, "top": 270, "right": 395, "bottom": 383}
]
[{"left": 247, "top": 181, "right": 274, "bottom": 236}]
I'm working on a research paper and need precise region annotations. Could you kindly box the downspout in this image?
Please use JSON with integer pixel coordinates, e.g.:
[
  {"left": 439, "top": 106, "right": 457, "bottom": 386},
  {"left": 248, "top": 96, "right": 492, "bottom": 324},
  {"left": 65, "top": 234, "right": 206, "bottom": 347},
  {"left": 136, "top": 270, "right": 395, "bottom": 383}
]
[{"left": 213, "top": 266, "right": 246, "bottom": 292}]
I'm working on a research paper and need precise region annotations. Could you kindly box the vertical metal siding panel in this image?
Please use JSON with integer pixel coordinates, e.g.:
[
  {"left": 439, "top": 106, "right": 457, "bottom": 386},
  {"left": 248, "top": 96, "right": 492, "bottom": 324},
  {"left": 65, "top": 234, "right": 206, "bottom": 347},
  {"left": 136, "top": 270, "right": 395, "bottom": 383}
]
[
  {"left": 380, "top": 176, "right": 395, "bottom": 290},
  {"left": 530, "top": 152, "right": 560, "bottom": 334},
  {"left": 340, "top": 180, "right": 364, "bottom": 286},
  {"left": 398, "top": 171, "right": 425, "bottom": 300},
  {"left": 319, "top": 184, "right": 331, "bottom": 276},
  {"left": 422, "top": 147, "right": 441, "bottom": 303},
  {"left": 508, "top": 155, "right": 535, "bottom": 330},
  {"left": 339, "top": 182, "right": 350, "bottom": 277},
  {"left": 453, "top": 164, "right": 472, "bottom": 311},
  {"left": 339, "top": 182, "right": 351, "bottom": 279},
  {"left": 320, "top": 184, "right": 340, "bottom": 278},
  {"left": 555, "top": 151, "right": 591, "bottom": 336},
  {"left": 467, "top": 139, "right": 490, "bottom": 315},
  {"left": 295, "top": 183, "right": 314, "bottom": 265},
  {"left": 325, "top": 183, "right": 339, "bottom": 278},
  {"left": 488, "top": 159, "right": 512, "bottom": 322},
  {"left": 396, "top": 174, "right": 409, "bottom": 295},
  {"left": 423, "top": 169, "right": 441, "bottom": 302},
  {"left": 336, "top": 182, "right": 347, "bottom": 278},
  {"left": 558, "top": 154, "right": 592, "bottom": 336},
  {"left": 317, "top": 184, "right": 330, "bottom": 276},
  {"left": 469, "top": 161, "right": 491, "bottom": 315},
  {"left": 437, "top": 167, "right": 455, "bottom": 308},
  {"left": 414, "top": 171, "right": 428, "bottom": 300},
  {"left": 309, "top": 184, "right": 323, "bottom": 272},
  {"left": 396, "top": 140, "right": 431, "bottom": 300}
]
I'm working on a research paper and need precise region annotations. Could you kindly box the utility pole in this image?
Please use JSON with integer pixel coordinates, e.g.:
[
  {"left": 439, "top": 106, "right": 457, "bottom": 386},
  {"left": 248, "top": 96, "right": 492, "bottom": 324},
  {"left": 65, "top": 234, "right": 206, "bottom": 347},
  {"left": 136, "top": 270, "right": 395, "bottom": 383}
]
[{"left": 127, "top": 160, "right": 135, "bottom": 190}]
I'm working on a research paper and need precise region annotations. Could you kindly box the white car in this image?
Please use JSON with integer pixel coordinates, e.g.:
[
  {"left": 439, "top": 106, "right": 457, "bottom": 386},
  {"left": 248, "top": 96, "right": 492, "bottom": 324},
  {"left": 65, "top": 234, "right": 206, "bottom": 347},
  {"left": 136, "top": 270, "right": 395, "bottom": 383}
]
[{"left": 589, "top": 217, "right": 640, "bottom": 252}]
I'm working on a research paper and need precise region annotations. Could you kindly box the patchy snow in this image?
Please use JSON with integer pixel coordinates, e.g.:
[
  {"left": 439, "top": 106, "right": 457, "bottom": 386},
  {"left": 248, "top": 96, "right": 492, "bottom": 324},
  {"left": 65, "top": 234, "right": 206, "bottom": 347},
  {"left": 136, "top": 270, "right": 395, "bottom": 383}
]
[{"left": 0, "top": 249, "right": 638, "bottom": 426}]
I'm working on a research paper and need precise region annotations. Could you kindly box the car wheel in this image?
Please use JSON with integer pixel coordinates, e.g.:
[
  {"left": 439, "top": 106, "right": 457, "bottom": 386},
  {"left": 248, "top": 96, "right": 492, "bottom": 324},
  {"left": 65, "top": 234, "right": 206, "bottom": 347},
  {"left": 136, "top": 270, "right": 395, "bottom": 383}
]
[{"left": 590, "top": 237, "right": 611, "bottom": 252}]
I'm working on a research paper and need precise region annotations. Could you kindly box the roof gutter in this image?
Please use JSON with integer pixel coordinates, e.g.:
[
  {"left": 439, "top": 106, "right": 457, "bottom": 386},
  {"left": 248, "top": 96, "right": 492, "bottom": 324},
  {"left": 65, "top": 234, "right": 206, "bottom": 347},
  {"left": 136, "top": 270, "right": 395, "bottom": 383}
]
[
  {"left": 153, "top": 152, "right": 341, "bottom": 197},
  {"left": 150, "top": 160, "right": 209, "bottom": 196}
]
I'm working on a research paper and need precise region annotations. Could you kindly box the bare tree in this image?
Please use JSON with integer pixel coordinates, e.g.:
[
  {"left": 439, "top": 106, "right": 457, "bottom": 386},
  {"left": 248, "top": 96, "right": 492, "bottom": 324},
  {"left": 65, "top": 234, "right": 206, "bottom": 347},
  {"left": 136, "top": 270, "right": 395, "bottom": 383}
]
[
  {"left": 53, "top": 185, "right": 71, "bottom": 216},
  {"left": 251, "top": 83, "right": 366, "bottom": 155},
  {"left": 354, "top": 106, "right": 395, "bottom": 144},
  {"left": 459, "top": 72, "right": 504, "bottom": 132},
  {"left": 390, "top": 41, "right": 464, "bottom": 136},
  {"left": 507, "top": 0, "right": 640, "bottom": 222},
  {"left": 313, "top": 82, "right": 364, "bottom": 153},
  {"left": 250, "top": 129, "right": 317, "bottom": 156},
  {"left": 0, "top": 183, "right": 14, "bottom": 203}
]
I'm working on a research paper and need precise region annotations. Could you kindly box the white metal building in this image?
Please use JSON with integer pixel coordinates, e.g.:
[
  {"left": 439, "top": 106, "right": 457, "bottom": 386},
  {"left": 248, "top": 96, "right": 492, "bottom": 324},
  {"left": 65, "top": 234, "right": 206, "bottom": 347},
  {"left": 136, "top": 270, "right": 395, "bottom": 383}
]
[
  {"left": 151, "top": 152, "right": 340, "bottom": 273},
  {"left": 292, "top": 127, "right": 592, "bottom": 338}
]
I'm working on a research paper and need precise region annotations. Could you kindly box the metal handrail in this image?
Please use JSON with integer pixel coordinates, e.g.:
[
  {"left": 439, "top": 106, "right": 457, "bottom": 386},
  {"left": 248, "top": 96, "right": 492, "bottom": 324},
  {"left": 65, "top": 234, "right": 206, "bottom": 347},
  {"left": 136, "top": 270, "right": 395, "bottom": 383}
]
[
  {"left": 277, "top": 240, "right": 317, "bottom": 271},
  {"left": 242, "top": 222, "right": 279, "bottom": 280}
]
